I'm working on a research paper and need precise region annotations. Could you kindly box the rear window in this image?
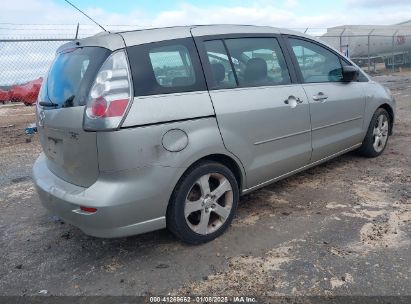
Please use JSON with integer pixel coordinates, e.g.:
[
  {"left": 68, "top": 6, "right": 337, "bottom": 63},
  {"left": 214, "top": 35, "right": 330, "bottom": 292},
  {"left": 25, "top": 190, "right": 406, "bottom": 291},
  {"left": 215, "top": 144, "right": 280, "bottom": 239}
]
[
  {"left": 127, "top": 38, "right": 206, "bottom": 96},
  {"left": 43, "top": 47, "right": 110, "bottom": 108}
]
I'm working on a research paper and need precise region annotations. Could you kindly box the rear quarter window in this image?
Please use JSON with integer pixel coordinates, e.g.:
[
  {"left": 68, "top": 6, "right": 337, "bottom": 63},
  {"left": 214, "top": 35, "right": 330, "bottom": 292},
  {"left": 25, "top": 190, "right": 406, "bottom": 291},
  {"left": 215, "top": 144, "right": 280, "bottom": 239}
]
[
  {"left": 149, "top": 45, "right": 196, "bottom": 87},
  {"left": 126, "top": 38, "right": 206, "bottom": 96}
]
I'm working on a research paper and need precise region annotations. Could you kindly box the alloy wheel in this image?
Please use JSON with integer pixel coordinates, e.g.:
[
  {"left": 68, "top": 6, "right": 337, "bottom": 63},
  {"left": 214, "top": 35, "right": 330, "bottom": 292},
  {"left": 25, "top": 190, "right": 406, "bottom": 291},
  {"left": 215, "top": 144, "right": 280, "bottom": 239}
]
[
  {"left": 184, "top": 173, "right": 233, "bottom": 235},
  {"left": 373, "top": 114, "right": 389, "bottom": 153}
]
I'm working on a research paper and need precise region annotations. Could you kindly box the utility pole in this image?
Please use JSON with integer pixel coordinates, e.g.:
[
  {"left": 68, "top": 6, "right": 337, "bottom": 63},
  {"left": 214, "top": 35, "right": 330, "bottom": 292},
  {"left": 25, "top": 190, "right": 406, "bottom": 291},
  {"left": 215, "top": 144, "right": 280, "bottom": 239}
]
[{"left": 74, "top": 23, "right": 79, "bottom": 40}]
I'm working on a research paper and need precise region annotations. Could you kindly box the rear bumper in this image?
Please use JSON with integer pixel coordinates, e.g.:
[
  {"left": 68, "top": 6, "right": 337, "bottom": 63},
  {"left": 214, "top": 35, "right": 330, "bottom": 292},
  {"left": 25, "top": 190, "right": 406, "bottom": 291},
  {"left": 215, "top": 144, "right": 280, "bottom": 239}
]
[{"left": 33, "top": 153, "right": 182, "bottom": 238}]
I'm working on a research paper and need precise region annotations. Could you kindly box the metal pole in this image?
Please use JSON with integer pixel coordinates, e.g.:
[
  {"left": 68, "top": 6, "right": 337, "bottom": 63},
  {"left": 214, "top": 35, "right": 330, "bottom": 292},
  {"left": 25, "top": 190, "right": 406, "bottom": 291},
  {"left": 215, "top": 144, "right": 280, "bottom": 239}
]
[
  {"left": 367, "top": 29, "right": 375, "bottom": 73},
  {"left": 304, "top": 27, "right": 308, "bottom": 34},
  {"left": 0, "top": 39, "right": 73, "bottom": 42},
  {"left": 75, "top": 23, "right": 79, "bottom": 40},
  {"left": 302, "top": 44, "right": 305, "bottom": 68},
  {"left": 392, "top": 30, "right": 399, "bottom": 72},
  {"left": 339, "top": 28, "right": 346, "bottom": 53}
]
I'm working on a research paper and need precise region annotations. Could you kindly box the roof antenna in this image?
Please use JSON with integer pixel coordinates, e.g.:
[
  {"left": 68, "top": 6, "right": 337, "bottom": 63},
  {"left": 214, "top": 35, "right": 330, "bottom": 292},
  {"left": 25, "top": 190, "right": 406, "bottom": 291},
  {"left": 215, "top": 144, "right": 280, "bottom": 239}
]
[{"left": 63, "top": 0, "right": 108, "bottom": 32}]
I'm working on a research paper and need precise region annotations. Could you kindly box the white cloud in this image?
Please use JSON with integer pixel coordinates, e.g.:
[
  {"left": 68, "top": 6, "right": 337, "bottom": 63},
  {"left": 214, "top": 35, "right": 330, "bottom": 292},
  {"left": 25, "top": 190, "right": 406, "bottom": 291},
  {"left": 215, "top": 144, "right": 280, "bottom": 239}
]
[
  {"left": 84, "top": 2, "right": 411, "bottom": 29},
  {"left": 1, "top": 0, "right": 411, "bottom": 31},
  {"left": 0, "top": 40, "right": 61, "bottom": 85},
  {"left": 284, "top": 0, "right": 299, "bottom": 9},
  {"left": 344, "top": 0, "right": 410, "bottom": 8}
]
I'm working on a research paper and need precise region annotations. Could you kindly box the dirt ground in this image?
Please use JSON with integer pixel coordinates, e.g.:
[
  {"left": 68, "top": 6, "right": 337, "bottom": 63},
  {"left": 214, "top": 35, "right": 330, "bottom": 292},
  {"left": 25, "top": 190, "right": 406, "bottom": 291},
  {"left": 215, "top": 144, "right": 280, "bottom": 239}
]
[
  {"left": 0, "top": 73, "right": 410, "bottom": 300},
  {"left": 0, "top": 103, "right": 37, "bottom": 148}
]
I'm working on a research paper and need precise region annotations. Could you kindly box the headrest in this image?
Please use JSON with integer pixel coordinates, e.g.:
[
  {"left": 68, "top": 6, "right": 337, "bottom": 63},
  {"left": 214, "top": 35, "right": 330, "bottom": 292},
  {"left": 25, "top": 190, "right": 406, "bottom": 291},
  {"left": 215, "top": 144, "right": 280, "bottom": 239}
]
[
  {"left": 210, "top": 62, "right": 225, "bottom": 83},
  {"left": 244, "top": 58, "right": 267, "bottom": 83}
]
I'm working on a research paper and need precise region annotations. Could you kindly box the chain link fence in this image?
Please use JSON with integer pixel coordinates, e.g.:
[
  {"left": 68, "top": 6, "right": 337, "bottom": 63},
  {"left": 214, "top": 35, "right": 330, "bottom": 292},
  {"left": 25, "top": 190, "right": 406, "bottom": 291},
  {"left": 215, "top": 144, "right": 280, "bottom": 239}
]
[
  {"left": 0, "top": 39, "right": 74, "bottom": 104},
  {"left": 319, "top": 25, "right": 411, "bottom": 74},
  {"left": 0, "top": 39, "right": 72, "bottom": 104},
  {"left": 0, "top": 23, "right": 410, "bottom": 105},
  {"left": 0, "top": 23, "right": 138, "bottom": 104}
]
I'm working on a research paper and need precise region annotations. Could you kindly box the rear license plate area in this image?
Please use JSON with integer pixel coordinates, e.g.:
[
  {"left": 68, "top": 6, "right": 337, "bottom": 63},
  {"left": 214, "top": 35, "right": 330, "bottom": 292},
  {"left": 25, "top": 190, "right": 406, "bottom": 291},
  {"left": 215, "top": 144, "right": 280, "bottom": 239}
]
[{"left": 46, "top": 137, "right": 63, "bottom": 164}]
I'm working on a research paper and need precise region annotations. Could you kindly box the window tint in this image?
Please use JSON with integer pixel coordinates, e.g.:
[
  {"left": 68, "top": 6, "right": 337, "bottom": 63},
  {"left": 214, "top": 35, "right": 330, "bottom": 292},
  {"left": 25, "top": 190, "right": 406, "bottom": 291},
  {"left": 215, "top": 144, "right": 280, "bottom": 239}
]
[
  {"left": 224, "top": 38, "right": 291, "bottom": 87},
  {"left": 357, "top": 70, "right": 369, "bottom": 82},
  {"left": 127, "top": 38, "right": 206, "bottom": 96},
  {"left": 149, "top": 45, "right": 195, "bottom": 88},
  {"left": 289, "top": 38, "right": 343, "bottom": 83},
  {"left": 204, "top": 40, "right": 236, "bottom": 89}
]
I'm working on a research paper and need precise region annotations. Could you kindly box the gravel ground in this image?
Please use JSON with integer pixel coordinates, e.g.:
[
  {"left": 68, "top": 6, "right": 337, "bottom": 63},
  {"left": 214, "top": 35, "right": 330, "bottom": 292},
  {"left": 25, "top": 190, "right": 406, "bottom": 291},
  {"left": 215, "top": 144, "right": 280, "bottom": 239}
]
[
  {"left": 0, "top": 74, "right": 410, "bottom": 299},
  {"left": 0, "top": 103, "right": 36, "bottom": 148}
]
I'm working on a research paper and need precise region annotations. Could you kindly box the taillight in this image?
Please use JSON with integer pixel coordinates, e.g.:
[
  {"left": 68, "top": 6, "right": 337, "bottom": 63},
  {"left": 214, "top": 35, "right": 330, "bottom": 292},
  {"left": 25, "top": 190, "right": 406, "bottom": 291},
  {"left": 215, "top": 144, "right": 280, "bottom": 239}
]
[
  {"left": 84, "top": 50, "right": 132, "bottom": 130},
  {"left": 80, "top": 206, "right": 97, "bottom": 213}
]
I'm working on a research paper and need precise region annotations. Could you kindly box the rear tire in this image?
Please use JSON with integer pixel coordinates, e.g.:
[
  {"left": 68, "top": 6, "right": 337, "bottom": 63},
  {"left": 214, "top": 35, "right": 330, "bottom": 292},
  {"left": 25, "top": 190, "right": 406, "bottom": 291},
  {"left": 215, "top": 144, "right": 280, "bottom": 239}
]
[
  {"left": 358, "top": 108, "right": 390, "bottom": 157},
  {"left": 166, "top": 161, "right": 239, "bottom": 244}
]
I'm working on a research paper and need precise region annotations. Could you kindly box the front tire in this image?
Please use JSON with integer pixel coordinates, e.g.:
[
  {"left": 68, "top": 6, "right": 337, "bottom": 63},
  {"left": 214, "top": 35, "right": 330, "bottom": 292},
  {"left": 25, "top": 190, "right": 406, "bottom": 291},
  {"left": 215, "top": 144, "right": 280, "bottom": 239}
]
[
  {"left": 358, "top": 108, "right": 390, "bottom": 157},
  {"left": 166, "top": 161, "right": 239, "bottom": 244}
]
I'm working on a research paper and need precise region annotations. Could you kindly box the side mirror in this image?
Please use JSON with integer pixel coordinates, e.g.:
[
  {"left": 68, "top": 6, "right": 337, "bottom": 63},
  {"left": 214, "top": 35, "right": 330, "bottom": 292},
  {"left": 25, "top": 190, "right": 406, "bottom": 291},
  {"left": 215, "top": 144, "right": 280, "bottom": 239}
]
[{"left": 342, "top": 66, "right": 359, "bottom": 82}]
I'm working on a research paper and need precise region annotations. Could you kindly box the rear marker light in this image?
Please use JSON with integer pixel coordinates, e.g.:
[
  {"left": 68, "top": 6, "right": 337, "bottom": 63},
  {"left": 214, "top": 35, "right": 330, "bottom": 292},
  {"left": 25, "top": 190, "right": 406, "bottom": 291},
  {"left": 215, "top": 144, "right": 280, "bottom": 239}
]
[
  {"left": 106, "top": 99, "right": 128, "bottom": 117},
  {"left": 80, "top": 206, "right": 97, "bottom": 213},
  {"left": 89, "top": 97, "right": 129, "bottom": 118}
]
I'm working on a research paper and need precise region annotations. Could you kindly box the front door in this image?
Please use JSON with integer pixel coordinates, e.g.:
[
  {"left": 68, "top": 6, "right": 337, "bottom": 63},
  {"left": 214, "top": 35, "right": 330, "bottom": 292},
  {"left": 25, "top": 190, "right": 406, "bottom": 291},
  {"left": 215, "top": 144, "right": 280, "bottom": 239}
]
[
  {"left": 193, "top": 34, "right": 312, "bottom": 189},
  {"left": 286, "top": 37, "right": 366, "bottom": 162}
]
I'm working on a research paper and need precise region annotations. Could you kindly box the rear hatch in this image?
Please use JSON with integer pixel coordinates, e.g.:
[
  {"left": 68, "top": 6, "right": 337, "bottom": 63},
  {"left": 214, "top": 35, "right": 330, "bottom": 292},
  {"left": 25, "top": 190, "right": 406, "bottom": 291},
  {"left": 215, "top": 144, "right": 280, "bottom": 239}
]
[{"left": 37, "top": 36, "right": 129, "bottom": 188}]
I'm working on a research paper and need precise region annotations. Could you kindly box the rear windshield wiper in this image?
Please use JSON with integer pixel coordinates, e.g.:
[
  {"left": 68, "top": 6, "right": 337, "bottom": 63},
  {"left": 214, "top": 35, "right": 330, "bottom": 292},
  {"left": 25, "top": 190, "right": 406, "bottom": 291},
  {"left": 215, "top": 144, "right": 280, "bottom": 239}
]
[{"left": 39, "top": 101, "right": 58, "bottom": 107}]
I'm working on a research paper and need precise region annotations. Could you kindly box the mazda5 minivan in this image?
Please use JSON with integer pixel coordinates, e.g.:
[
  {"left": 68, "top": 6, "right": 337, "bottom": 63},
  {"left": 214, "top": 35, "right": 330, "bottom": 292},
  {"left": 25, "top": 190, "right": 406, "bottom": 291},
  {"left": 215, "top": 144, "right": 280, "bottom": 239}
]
[{"left": 33, "top": 25, "right": 395, "bottom": 244}]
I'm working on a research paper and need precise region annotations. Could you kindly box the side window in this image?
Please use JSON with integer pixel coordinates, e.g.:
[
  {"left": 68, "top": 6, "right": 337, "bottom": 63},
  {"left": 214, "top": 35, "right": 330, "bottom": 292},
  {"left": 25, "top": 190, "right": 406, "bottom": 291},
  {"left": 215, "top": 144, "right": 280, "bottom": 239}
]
[
  {"left": 149, "top": 45, "right": 195, "bottom": 87},
  {"left": 126, "top": 38, "right": 206, "bottom": 96},
  {"left": 289, "top": 38, "right": 343, "bottom": 83},
  {"left": 204, "top": 40, "right": 237, "bottom": 89},
  {"left": 224, "top": 38, "right": 291, "bottom": 87}
]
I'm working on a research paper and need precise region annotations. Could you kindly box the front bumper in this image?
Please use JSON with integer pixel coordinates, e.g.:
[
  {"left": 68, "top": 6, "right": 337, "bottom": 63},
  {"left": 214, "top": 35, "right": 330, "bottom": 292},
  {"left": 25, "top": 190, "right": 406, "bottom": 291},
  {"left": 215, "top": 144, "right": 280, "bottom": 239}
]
[{"left": 33, "top": 153, "right": 182, "bottom": 238}]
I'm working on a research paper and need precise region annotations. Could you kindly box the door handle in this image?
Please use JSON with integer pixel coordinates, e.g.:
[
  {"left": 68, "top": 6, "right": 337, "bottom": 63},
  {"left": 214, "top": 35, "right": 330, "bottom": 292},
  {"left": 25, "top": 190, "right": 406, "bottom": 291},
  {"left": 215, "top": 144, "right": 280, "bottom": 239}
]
[
  {"left": 312, "top": 92, "right": 328, "bottom": 102},
  {"left": 284, "top": 95, "right": 303, "bottom": 108}
]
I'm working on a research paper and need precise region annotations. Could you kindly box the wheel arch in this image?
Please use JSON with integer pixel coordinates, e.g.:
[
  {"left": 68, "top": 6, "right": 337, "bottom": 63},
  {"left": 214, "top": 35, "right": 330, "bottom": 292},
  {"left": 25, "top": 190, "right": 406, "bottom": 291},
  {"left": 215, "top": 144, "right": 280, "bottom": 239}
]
[
  {"left": 197, "top": 154, "right": 244, "bottom": 192},
  {"left": 170, "top": 152, "right": 246, "bottom": 201},
  {"left": 378, "top": 103, "right": 394, "bottom": 135}
]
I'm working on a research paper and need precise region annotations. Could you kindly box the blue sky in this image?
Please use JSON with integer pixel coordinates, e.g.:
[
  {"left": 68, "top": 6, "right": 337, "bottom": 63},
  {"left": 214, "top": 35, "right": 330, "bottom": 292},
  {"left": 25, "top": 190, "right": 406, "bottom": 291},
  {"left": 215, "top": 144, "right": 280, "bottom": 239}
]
[
  {"left": 81, "top": 0, "right": 341, "bottom": 16},
  {"left": 2, "top": 0, "right": 410, "bottom": 30}
]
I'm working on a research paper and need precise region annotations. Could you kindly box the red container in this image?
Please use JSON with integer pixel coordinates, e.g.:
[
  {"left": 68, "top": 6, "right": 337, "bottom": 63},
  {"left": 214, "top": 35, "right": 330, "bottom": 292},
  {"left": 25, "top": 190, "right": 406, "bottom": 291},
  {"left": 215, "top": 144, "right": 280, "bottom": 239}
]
[
  {"left": 0, "top": 89, "right": 9, "bottom": 103},
  {"left": 9, "top": 78, "right": 42, "bottom": 105}
]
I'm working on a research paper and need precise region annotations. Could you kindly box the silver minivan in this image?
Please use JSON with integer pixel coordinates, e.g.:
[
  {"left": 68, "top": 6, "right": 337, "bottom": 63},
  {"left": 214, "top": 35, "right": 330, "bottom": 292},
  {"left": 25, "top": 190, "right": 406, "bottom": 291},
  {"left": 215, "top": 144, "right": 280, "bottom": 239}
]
[{"left": 33, "top": 25, "right": 395, "bottom": 244}]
